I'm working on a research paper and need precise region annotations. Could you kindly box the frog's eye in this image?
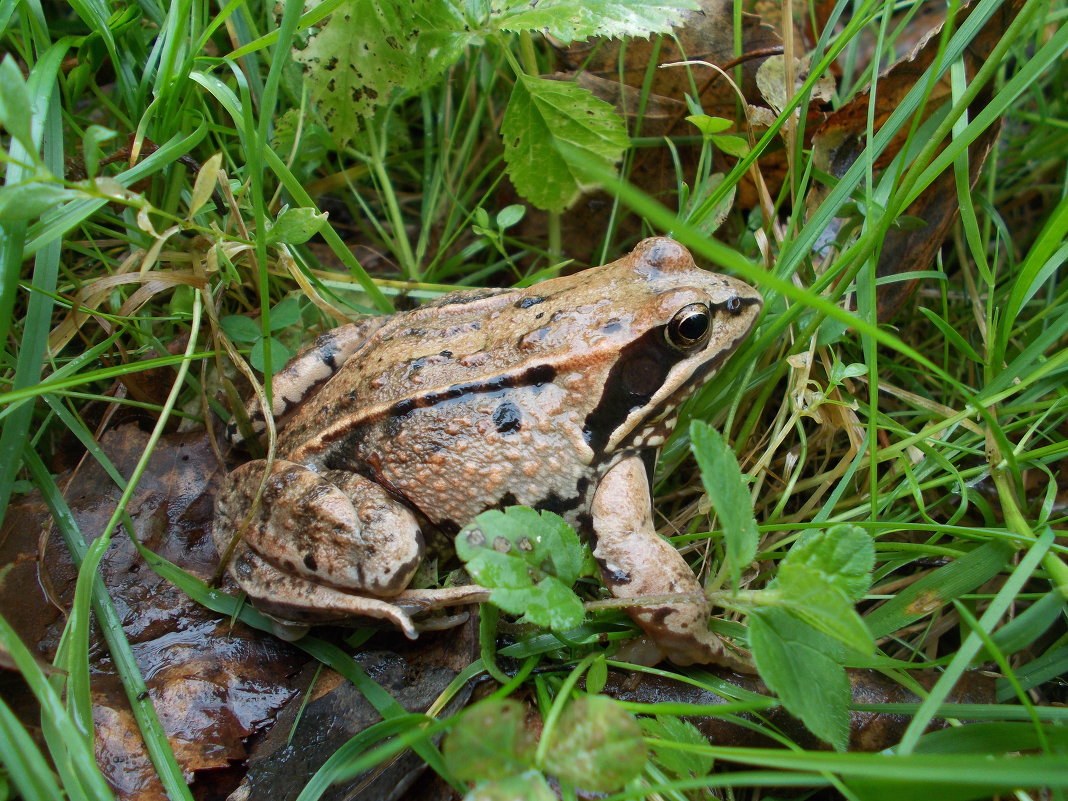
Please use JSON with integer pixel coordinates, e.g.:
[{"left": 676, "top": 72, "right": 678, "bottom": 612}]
[{"left": 666, "top": 303, "right": 712, "bottom": 351}]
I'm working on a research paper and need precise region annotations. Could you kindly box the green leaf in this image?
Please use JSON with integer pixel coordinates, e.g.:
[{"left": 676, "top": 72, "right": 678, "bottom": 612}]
[
  {"left": 0, "top": 181, "right": 78, "bottom": 222},
  {"left": 464, "top": 771, "right": 556, "bottom": 801},
  {"left": 266, "top": 206, "right": 328, "bottom": 246},
  {"left": 457, "top": 507, "right": 584, "bottom": 587},
  {"left": 688, "top": 420, "right": 759, "bottom": 585},
  {"left": 493, "top": 577, "right": 585, "bottom": 631},
  {"left": 864, "top": 540, "right": 1013, "bottom": 638},
  {"left": 81, "top": 125, "right": 116, "bottom": 180},
  {"left": 501, "top": 75, "right": 629, "bottom": 212},
  {"left": 542, "top": 695, "right": 647, "bottom": 792},
  {"left": 749, "top": 608, "right": 850, "bottom": 751},
  {"left": 456, "top": 507, "right": 586, "bottom": 631},
  {"left": 493, "top": 0, "right": 697, "bottom": 42},
  {"left": 267, "top": 297, "right": 302, "bottom": 331},
  {"left": 916, "top": 306, "right": 985, "bottom": 363},
  {"left": 251, "top": 336, "right": 293, "bottom": 374},
  {"left": 778, "top": 525, "right": 874, "bottom": 601},
  {"left": 771, "top": 565, "right": 874, "bottom": 654},
  {"left": 586, "top": 654, "right": 608, "bottom": 695},
  {"left": 712, "top": 134, "right": 751, "bottom": 158},
  {"left": 495, "top": 203, "right": 525, "bottom": 229},
  {"left": 642, "top": 716, "right": 714, "bottom": 778},
  {"left": 220, "top": 314, "right": 261, "bottom": 343},
  {"left": 686, "top": 114, "right": 733, "bottom": 136},
  {"left": 443, "top": 699, "right": 536, "bottom": 782},
  {"left": 0, "top": 56, "right": 35, "bottom": 154},
  {"left": 295, "top": 0, "right": 473, "bottom": 143}
]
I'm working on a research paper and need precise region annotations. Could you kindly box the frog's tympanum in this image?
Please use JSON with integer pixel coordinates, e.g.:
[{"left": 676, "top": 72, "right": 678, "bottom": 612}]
[{"left": 214, "top": 238, "right": 762, "bottom": 667}]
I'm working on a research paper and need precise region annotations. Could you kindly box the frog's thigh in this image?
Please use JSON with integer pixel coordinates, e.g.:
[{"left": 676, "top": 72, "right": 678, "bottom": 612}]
[
  {"left": 591, "top": 456, "right": 751, "bottom": 670},
  {"left": 216, "top": 459, "right": 423, "bottom": 596}
]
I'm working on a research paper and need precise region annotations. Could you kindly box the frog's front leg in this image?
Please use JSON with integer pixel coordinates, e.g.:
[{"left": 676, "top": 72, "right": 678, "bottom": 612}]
[
  {"left": 213, "top": 459, "right": 426, "bottom": 635},
  {"left": 591, "top": 456, "right": 754, "bottom": 671}
]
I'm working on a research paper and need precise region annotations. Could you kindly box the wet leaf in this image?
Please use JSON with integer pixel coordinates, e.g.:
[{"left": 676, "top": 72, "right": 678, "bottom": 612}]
[
  {"left": 456, "top": 508, "right": 586, "bottom": 631},
  {"left": 444, "top": 699, "right": 536, "bottom": 782},
  {"left": 542, "top": 695, "right": 646, "bottom": 792}
]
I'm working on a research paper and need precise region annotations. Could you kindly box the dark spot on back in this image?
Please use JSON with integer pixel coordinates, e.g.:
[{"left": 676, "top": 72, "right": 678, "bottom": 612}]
[
  {"left": 304, "top": 553, "right": 318, "bottom": 572},
  {"left": 493, "top": 401, "right": 522, "bottom": 433},
  {"left": 516, "top": 296, "right": 546, "bottom": 309}
]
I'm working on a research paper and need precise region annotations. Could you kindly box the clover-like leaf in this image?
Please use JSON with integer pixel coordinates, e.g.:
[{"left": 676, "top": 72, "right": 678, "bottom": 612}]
[
  {"left": 542, "top": 695, "right": 647, "bottom": 792},
  {"left": 456, "top": 507, "right": 586, "bottom": 631},
  {"left": 443, "top": 699, "right": 536, "bottom": 782}
]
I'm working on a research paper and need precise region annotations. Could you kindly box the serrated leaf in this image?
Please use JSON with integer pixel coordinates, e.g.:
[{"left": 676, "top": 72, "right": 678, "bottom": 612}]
[
  {"left": 689, "top": 420, "right": 759, "bottom": 585},
  {"left": 456, "top": 508, "right": 586, "bottom": 631},
  {"left": 457, "top": 507, "right": 584, "bottom": 587},
  {"left": 220, "top": 315, "right": 261, "bottom": 343},
  {"left": 772, "top": 567, "right": 873, "bottom": 654},
  {"left": 266, "top": 206, "right": 328, "bottom": 246},
  {"left": 779, "top": 525, "right": 873, "bottom": 601},
  {"left": 493, "top": 577, "right": 585, "bottom": 631},
  {"left": 501, "top": 75, "right": 629, "bottom": 212},
  {"left": 294, "top": 0, "right": 473, "bottom": 144},
  {"left": 542, "top": 696, "right": 646, "bottom": 792},
  {"left": 749, "top": 608, "right": 850, "bottom": 751},
  {"left": 443, "top": 699, "right": 536, "bottom": 782},
  {"left": 642, "top": 716, "right": 714, "bottom": 778},
  {"left": 493, "top": 0, "right": 697, "bottom": 42}
]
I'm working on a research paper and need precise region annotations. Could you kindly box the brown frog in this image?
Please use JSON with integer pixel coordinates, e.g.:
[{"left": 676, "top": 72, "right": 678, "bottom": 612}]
[{"left": 214, "top": 238, "right": 761, "bottom": 667}]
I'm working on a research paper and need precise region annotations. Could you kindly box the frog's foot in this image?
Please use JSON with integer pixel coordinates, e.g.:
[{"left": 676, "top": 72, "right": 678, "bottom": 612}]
[
  {"left": 590, "top": 456, "right": 755, "bottom": 673},
  {"left": 214, "top": 459, "right": 423, "bottom": 597},
  {"left": 228, "top": 543, "right": 421, "bottom": 638}
]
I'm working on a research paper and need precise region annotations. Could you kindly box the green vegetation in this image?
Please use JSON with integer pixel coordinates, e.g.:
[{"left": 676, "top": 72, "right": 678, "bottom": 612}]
[{"left": 2, "top": 0, "right": 1066, "bottom": 798}]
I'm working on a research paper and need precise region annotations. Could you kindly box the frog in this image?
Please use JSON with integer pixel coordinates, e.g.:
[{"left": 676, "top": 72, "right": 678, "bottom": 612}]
[{"left": 213, "top": 237, "right": 762, "bottom": 668}]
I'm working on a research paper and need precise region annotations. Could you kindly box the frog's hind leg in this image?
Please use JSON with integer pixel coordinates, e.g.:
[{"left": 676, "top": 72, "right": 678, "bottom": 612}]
[
  {"left": 228, "top": 543, "right": 423, "bottom": 639},
  {"left": 590, "top": 455, "right": 754, "bottom": 672},
  {"left": 213, "top": 459, "right": 424, "bottom": 622},
  {"left": 226, "top": 320, "right": 386, "bottom": 444}
]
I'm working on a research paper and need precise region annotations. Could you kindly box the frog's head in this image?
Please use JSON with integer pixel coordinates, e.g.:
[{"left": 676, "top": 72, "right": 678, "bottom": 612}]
[{"left": 584, "top": 237, "right": 762, "bottom": 456}]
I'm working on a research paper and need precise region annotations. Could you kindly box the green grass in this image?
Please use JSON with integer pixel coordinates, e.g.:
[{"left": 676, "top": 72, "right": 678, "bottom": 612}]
[{"left": 2, "top": 0, "right": 1067, "bottom": 798}]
